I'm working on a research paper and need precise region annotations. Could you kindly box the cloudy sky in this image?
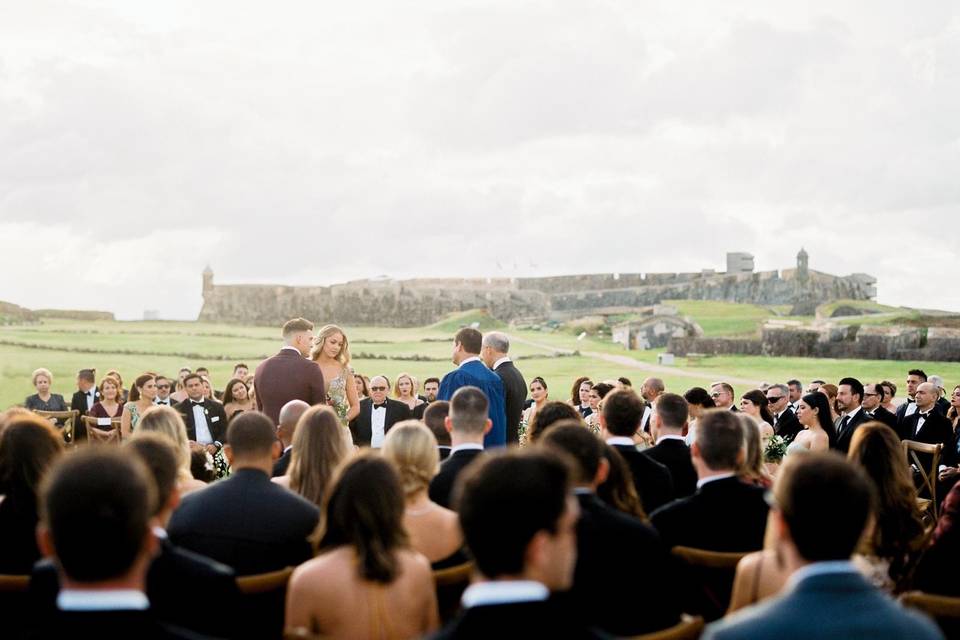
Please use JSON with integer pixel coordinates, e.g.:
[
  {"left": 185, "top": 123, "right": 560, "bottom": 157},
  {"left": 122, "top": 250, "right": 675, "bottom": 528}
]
[{"left": 1, "top": 1, "right": 957, "bottom": 319}]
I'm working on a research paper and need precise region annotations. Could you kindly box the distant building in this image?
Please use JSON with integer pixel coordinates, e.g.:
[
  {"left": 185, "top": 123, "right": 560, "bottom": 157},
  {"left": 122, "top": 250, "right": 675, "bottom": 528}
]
[
  {"left": 726, "top": 252, "right": 755, "bottom": 274},
  {"left": 143, "top": 310, "right": 160, "bottom": 321}
]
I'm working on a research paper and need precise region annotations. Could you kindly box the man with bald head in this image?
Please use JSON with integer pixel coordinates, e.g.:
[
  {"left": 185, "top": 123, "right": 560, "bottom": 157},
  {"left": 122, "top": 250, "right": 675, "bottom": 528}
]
[
  {"left": 639, "top": 377, "right": 664, "bottom": 433},
  {"left": 897, "top": 382, "right": 953, "bottom": 451},
  {"left": 272, "top": 399, "right": 310, "bottom": 477},
  {"left": 348, "top": 375, "right": 411, "bottom": 448}
]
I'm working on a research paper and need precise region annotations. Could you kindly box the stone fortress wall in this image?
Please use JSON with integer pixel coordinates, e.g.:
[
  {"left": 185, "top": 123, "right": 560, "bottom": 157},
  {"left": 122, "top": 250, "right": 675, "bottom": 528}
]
[{"left": 197, "top": 250, "right": 878, "bottom": 327}]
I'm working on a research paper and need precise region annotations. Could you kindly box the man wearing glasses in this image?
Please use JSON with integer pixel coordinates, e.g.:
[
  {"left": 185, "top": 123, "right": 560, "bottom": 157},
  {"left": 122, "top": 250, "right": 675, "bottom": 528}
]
[
  {"left": 154, "top": 376, "right": 174, "bottom": 406},
  {"left": 349, "top": 375, "right": 411, "bottom": 448},
  {"left": 861, "top": 383, "right": 897, "bottom": 429},
  {"left": 766, "top": 384, "right": 801, "bottom": 442},
  {"left": 709, "top": 382, "right": 738, "bottom": 412}
]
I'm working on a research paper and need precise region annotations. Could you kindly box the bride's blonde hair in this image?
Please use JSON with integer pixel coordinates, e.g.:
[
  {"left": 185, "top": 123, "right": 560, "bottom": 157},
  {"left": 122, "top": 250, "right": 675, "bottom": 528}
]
[{"left": 310, "top": 324, "right": 351, "bottom": 366}]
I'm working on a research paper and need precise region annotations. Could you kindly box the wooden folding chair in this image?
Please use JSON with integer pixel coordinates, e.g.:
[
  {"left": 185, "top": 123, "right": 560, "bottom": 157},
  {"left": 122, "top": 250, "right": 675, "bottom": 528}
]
[
  {"left": 631, "top": 614, "right": 705, "bottom": 640},
  {"left": 81, "top": 416, "right": 122, "bottom": 444},
  {"left": 900, "top": 590, "right": 960, "bottom": 638},
  {"left": 902, "top": 440, "right": 943, "bottom": 520},
  {"left": 33, "top": 409, "right": 79, "bottom": 443},
  {"left": 237, "top": 566, "right": 296, "bottom": 638},
  {"left": 670, "top": 546, "right": 749, "bottom": 621},
  {"left": 433, "top": 561, "right": 474, "bottom": 624}
]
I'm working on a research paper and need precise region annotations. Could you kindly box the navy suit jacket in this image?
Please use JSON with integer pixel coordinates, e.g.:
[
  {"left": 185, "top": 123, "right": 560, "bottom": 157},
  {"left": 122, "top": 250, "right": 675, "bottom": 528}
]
[
  {"left": 438, "top": 360, "right": 507, "bottom": 448},
  {"left": 703, "top": 570, "right": 942, "bottom": 640}
]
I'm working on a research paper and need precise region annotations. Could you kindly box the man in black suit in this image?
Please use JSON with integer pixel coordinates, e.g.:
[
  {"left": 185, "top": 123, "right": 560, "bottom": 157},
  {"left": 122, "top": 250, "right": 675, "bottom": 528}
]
[
  {"left": 836, "top": 377, "right": 870, "bottom": 453},
  {"left": 432, "top": 450, "right": 605, "bottom": 639},
  {"left": 31, "top": 448, "right": 199, "bottom": 638},
  {"left": 767, "top": 384, "right": 802, "bottom": 442},
  {"left": 481, "top": 331, "right": 527, "bottom": 445},
  {"left": 541, "top": 425, "right": 681, "bottom": 636},
  {"left": 650, "top": 409, "right": 769, "bottom": 552},
  {"left": 69, "top": 368, "right": 99, "bottom": 415},
  {"left": 272, "top": 399, "right": 309, "bottom": 477},
  {"left": 711, "top": 382, "right": 738, "bottom": 412},
  {"left": 168, "top": 412, "right": 320, "bottom": 576},
  {"left": 645, "top": 393, "right": 698, "bottom": 498},
  {"left": 599, "top": 389, "right": 674, "bottom": 514},
  {"left": 175, "top": 374, "right": 228, "bottom": 452},
  {"left": 428, "top": 387, "right": 491, "bottom": 509},
  {"left": 862, "top": 382, "right": 898, "bottom": 430},
  {"left": 896, "top": 369, "right": 927, "bottom": 423},
  {"left": 423, "top": 400, "right": 452, "bottom": 461},
  {"left": 898, "top": 382, "right": 954, "bottom": 449},
  {"left": 349, "top": 375, "right": 411, "bottom": 448}
]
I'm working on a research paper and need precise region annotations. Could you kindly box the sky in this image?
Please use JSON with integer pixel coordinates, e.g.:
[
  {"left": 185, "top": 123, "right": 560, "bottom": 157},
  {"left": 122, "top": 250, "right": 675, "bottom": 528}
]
[{"left": 1, "top": 1, "right": 958, "bottom": 320}]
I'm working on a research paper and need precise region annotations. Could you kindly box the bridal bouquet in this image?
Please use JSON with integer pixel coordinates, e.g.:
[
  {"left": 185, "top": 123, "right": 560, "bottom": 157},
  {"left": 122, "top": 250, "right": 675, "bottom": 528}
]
[{"left": 764, "top": 434, "right": 788, "bottom": 463}]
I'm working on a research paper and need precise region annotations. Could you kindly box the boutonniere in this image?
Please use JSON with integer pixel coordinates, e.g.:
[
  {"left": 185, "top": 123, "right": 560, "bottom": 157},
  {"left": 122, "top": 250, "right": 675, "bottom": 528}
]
[{"left": 203, "top": 408, "right": 209, "bottom": 415}]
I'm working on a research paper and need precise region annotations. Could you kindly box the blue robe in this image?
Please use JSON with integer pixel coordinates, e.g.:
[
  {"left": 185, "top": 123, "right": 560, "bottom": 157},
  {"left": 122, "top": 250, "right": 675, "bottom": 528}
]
[{"left": 438, "top": 360, "right": 507, "bottom": 448}]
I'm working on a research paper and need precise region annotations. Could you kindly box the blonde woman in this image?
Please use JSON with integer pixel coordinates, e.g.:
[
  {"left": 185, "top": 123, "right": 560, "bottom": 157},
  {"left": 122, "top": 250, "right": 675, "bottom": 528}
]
[
  {"left": 120, "top": 373, "right": 157, "bottom": 439},
  {"left": 135, "top": 405, "right": 208, "bottom": 495},
  {"left": 382, "top": 421, "right": 466, "bottom": 569},
  {"left": 394, "top": 372, "right": 427, "bottom": 419},
  {"left": 274, "top": 405, "right": 351, "bottom": 508},
  {"left": 310, "top": 324, "right": 360, "bottom": 430}
]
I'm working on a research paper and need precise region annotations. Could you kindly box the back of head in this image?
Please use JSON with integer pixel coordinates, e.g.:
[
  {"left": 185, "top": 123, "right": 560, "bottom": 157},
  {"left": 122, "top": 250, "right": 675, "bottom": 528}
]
[
  {"left": 592, "top": 382, "right": 615, "bottom": 400},
  {"left": 319, "top": 454, "right": 408, "bottom": 583},
  {"left": 137, "top": 406, "right": 191, "bottom": 469},
  {"left": 695, "top": 409, "right": 744, "bottom": 472},
  {"left": 454, "top": 327, "right": 483, "bottom": 355},
  {"left": 279, "top": 399, "right": 310, "bottom": 432},
  {"left": 456, "top": 449, "right": 571, "bottom": 580},
  {"left": 40, "top": 448, "right": 156, "bottom": 582},
  {"left": 449, "top": 386, "right": 489, "bottom": 435},
  {"left": 774, "top": 452, "right": 875, "bottom": 562},
  {"left": 655, "top": 393, "right": 689, "bottom": 430},
  {"left": 601, "top": 389, "right": 644, "bottom": 437},
  {"left": 0, "top": 416, "right": 64, "bottom": 501},
  {"left": 684, "top": 387, "right": 716, "bottom": 408},
  {"left": 282, "top": 317, "right": 314, "bottom": 340},
  {"left": 125, "top": 433, "right": 180, "bottom": 517},
  {"left": 288, "top": 406, "right": 349, "bottom": 506},
  {"left": 482, "top": 331, "right": 510, "bottom": 354},
  {"left": 383, "top": 421, "right": 439, "bottom": 495},
  {"left": 226, "top": 411, "right": 278, "bottom": 461},
  {"left": 738, "top": 415, "right": 765, "bottom": 478},
  {"left": 423, "top": 401, "right": 451, "bottom": 446},
  {"left": 527, "top": 403, "right": 581, "bottom": 443},
  {"left": 540, "top": 423, "right": 604, "bottom": 485}
]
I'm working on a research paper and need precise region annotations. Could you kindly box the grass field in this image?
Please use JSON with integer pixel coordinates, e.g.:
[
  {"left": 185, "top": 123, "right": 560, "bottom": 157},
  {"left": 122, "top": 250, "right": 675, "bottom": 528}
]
[{"left": 4, "top": 312, "right": 960, "bottom": 410}]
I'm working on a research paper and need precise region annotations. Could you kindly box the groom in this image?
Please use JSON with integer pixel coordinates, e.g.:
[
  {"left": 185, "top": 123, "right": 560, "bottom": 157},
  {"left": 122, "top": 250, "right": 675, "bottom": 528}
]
[
  {"left": 254, "top": 318, "right": 326, "bottom": 426},
  {"left": 438, "top": 328, "right": 506, "bottom": 448}
]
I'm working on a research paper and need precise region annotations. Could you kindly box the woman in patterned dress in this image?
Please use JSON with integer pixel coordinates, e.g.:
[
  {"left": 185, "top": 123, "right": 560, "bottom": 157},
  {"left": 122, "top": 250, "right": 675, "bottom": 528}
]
[
  {"left": 310, "top": 324, "right": 360, "bottom": 444},
  {"left": 120, "top": 373, "right": 158, "bottom": 439}
]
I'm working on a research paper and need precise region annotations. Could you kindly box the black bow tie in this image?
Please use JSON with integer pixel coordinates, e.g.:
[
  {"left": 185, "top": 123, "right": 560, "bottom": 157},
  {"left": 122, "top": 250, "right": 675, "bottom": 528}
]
[
  {"left": 372, "top": 402, "right": 387, "bottom": 410},
  {"left": 191, "top": 400, "right": 205, "bottom": 407},
  {"left": 906, "top": 398, "right": 915, "bottom": 404},
  {"left": 919, "top": 412, "right": 930, "bottom": 419},
  {"left": 157, "top": 400, "right": 169, "bottom": 405},
  {"left": 85, "top": 391, "right": 92, "bottom": 396}
]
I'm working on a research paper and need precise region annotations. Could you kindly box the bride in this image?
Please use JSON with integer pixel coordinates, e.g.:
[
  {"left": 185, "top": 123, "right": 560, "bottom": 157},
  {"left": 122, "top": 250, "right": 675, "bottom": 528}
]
[
  {"left": 789, "top": 392, "right": 837, "bottom": 454},
  {"left": 310, "top": 324, "right": 360, "bottom": 440}
]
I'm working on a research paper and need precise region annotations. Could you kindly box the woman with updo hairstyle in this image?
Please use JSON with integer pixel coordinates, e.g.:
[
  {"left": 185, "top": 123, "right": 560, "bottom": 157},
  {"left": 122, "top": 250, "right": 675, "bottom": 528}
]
[
  {"left": 585, "top": 382, "right": 616, "bottom": 435},
  {"left": 135, "top": 405, "right": 208, "bottom": 495},
  {"left": 520, "top": 377, "right": 550, "bottom": 445},
  {"left": 393, "top": 373, "right": 427, "bottom": 419},
  {"left": 273, "top": 405, "right": 351, "bottom": 509},
  {"left": 382, "top": 420, "right": 465, "bottom": 569},
  {"left": 120, "top": 373, "right": 157, "bottom": 439},
  {"left": 739, "top": 389, "right": 774, "bottom": 445},
  {"left": 285, "top": 454, "right": 439, "bottom": 639},
  {"left": 221, "top": 377, "right": 253, "bottom": 422},
  {"left": 818, "top": 383, "right": 841, "bottom": 425},
  {"left": 24, "top": 367, "right": 68, "bottom": 414},
  {"left": 310, "top": 324, "right": 360, "bottom": 428}
]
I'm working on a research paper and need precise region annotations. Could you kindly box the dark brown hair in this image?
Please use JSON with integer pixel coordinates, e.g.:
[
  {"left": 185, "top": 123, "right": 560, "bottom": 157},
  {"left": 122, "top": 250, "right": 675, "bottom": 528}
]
[
  {"left": 0, "top": 416, "right": 64, "bottom": 505},
  {"left": 600, "top": 390, "right": 645, "bottom": 437},
  {"left": 597, "top": 444, "right": 646, "bottom": 520},
  {"left": 454, "top": 327, "right": 482, "bottom": 355},
  {"left": 282, "top": 317, "right": 314, "bottom": 338},
  {"left": 527, "top": 404, "right": 581, "bottom": 443},
  {"left": 221, "top": 378, "right": 248, "bottom": 405},
  {"left": 127, "top": 373, "right": 155, "bottom": 402},
  {"left": 570, "top": 376, "right": 592, "bottom": 405}
]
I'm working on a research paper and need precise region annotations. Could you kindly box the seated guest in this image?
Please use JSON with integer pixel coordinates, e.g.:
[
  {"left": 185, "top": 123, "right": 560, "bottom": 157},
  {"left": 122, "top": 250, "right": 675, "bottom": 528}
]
[
  {"left": 0, "top": 416, "right": 64, "bottom": 573},
  {"left": 120, "top": 373, "right": 159, "bottom": 438},
  {"left": 273, "top": 399, "right": 310, "bottom": 477},
  {"left": 154, "top": 376, "right": 174, "bottom": 407},
  {"left": 433, "top": 450, "right": 604, "bottom": 639},
  {"left": 914, "top": 480, "right": 960, "bottom": 595},
  {"left": 526, "top": 400, "right": 582, "bottom": 443},
  {"left": 540, "top": 425, "right": 680, "bottom": 636},
  {"left": 646, "top": 393, "right": 698, "bottom": 497},
  {"left": 863, "top": 383, "right": 898, "bottom": 429},
  {"left": 738, "top": 414, "right": 774, "bottom": 488},
  {"left": 349, "top": 375, "right": 411, "bottom": 448},
  {"left": 221, "top": 377, "right": 254, "bottom": 422},
  {"left": 766, "top": 384, "right": 802, "bottom": 442},
  {"left": 847, "top": 423, "right": 926, "bottom": 591},
  {"left": 31, "top": 448, "right": 200, "bottom": 637},
  {"left": 274, "top": 405, "right": 351, "bottom": 509},
  {"left": 89, "top": 375, "right": 124, "bottom": 420},
  {"left": 423, "top": 400, "right": 452, "bottom": 460},
  {"left": 703, "top": 453, "right": 942, "bottom": 640},
  {"left": 69, "top": 368, "right": 99, "bottom": 416},
  {"left": 106, "top": 368, "right": 129, "bottom": 403},
  {"left": 171, "top": 367, "right": 191, "bottom": 404},
  {"left": 167, "top": 412, "right": 320, "bottom": 575},
  {"left": 24, "top": 367, "right": 68, "bottom": 414},
  {"left": 836, "top": 377, "right": 869, "bottom": 453},
  {"left": 728, "top": 548, "right": 792, "bottom": 613},
  {"left": 285, "top": 455, "right": 438, "bottom": 639},
  {"left": 135, "top": 406, "right": 208, "bottom": 495},
  {"left": 394, "top": 372, "right": 427, "bottom": 419},
  {"left": 354, "top": 373, "right": 371, "bottom": 401},
  {"left": 571, "top": 376, "right": 593, "bottom": 418},
  {"left": 596, "top": 444, "right": 646, "bottom": 519},
  {"left": 599, "top": 390, "right": 674, "bottom": 514},
  {"left": 684, "top": 386, "right": 716, "bottom": 445},
  {"left": 650, "top": 409, "right": 769, "bottom": 551},
  {"left": 428, "top": 386, "right": 491, "bottom": 509},
  {"left": 880, "top": 380, "right": 899, "bottom": 415},
  {"left": 174, "top": 373, "right": 228, "bottom": 455},
  {"left": 584, "top": 382, "right": 615, "bottom": 435},
  {"left": 898, "top": 382, "right": 954, "bottom": 452},
  {"left": 383, "top": 421, "right": 466, "bottom": 569}
]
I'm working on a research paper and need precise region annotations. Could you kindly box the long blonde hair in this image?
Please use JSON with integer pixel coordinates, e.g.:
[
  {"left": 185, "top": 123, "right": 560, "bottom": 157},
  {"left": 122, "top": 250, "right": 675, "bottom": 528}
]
[
  {"left": 393, "top": 373, "right": 418, "bottom": 400},
  {"left": 289, "top": 405, "right": 351, "bottom": 507},
  {"left": 382, "top": 420, "right": 439, "bottom": 496},
  {"left": 135, "top": 405, "right": 194, "bottom": 485},
  {"left": 310, "top": 324, "right": 351, "bottom": 366}
]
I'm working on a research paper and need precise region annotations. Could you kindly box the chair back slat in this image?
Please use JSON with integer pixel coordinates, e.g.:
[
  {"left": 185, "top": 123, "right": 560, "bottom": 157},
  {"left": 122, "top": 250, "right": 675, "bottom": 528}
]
[
  {"left": 670, "top": 547, "right": 749, "bottom": 622},
  {"left": 433, "top": 562, "right": 473, "bottom": 624},
  {"left": 81, "top": 416, "right": 123, "bottom": 444},
  {"left": 33, "top": 410, "right": 79, "bottom": 443},
  {"left": 902, "top": 440, "right": 942, "bottom": 519}
]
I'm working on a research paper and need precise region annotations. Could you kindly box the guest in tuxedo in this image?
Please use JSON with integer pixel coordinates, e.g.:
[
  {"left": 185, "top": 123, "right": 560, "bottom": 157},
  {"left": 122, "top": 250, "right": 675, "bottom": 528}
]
[
  {"left": 428, "top": 386, "right": 491, "bottom": 509},
  {"left": 836, "top": 377, "right": 870, "bottom": 453},
  {"left": 423, "top": 400, "right": 452, "bottom": 460},
  {"left": 766, "top": 384, "right": 802, "bottom": 442},
  {"left": 570, "top": 376, "right": 593, "bottom": 418},
  {"left": 0, "top": 415, "right": 63, "bottom": 574},
  {"left": 167, "top": 412, "right": 320, "bottom": 575},
  {"left": 526, "top": 401, "right": 582, "bottom": 443},
  {"left": 254, "top": 317, "right": 326, "bottom": 426},
  {"left": 683, "top": 386, "right": 716, "bottom": 446},
  {"left": 639, "top": 377, "right": 665, "bottom": 433},
  {"left": 69, "top": 368, "right": 99, "bottom": 415},
  {"left": 272, "top": 399, "right": 309, "bottom": 477},
  {"left": 481, "top": 331, "right": 527, "bottom": 445},
  {"left": 273, "top": 405, "right": 350, "bottom": 509},
  {"left": 349, "top": 375, "right": 411, "bottom": 448},
  {"left": 232, "top": 362, "right": 249, "bottom": 380},
  {"left": 702, "top": 453, "right": 942, "bottom": 640},
  {"left": 862, "top": 382, "right": 898, "bottom": 429},
  {"left": 394, "top": 372, "right": 427, "bottom": 419},
  {"left": 423, "top": 377, "right": 440, "bottom": 403},
  {"left": 541, "top": 425, "right": 681, "bottom": 636},
  {"left": 433, "top": 450, "right": 604, "bottom": 639},
  {"left": 31, "top": 448, "right": 199, "bottom": 638},
  {"left": 896, "top": 369, "right": 927, "bottom": 423},
  {"left": 897, "top": 381, "right": 954, "bottom": 480},
  {"left": 645, "top": 393, "right": 697, "bottom": 497},
  {"left": 438, "top": 327, "right": 508, "bottom": 448},
  {"left": 880, "top": 380, "right": 898, "bottom": 414},
  {"left": 710, "top": 381, "right": 738, "bottom": 412},
  {"left": 600, "top": 390, "right": 674, "bottom": 514},
  {"left": 136, "top": 406, "right": 208, "bottom": 495},
  {"left": 89, "top": 375, "right": 124, "bottom": 419},
  {"left": 913, "top": 480, "right": 960, "bottom": 596},
  {"left": 24, "top": 367, "right": 68, "bottom": 413},
  {"left": 650, "top": 409, "right": 769, "bottom": 551},
  {"left": 175, "top": 374, "right": 228, "bottom": 454},
  {"left": 285, "top": 455, "right": 438, "bottom": 639},
  {"left": 153, "top": 375, "right": 175, "bottom": 406},
  {"left": 786, "top": 379, "right": 803, "bottom": 413}
]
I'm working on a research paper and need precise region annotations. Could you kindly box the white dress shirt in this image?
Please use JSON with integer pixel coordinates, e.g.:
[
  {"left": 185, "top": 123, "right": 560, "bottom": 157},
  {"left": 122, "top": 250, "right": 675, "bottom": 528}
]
[
  {"left": 655, "top": 434, "right": 687, "bottom": 445},
  {"left": 605, "top": 436, "right": 636, "bottom": 447},
  {"left": 461, "top": 581, "right": 549, "bottom": 609},
  {"left": 58, "top": 590, "right": 149, "bottom": 612},
  {"left": 493, "top": 356, "right": 511, "bottom": 370},
  {"left": 696, "top": 472, "right": 736, "bottom": 489},
  {"left": 83, "top": 390, "right": 95, "bottom": 411},
  {"left": 193, "top": 403, "right": 214, "bottom": 445},
  {"left": 451, "top": 443, "right": 484, "bottom": 455},
  {"left": 459, "top": 356, "right": 482, "bottom": 367},
  {"left": 370, "top": 403, "right": 387, "bottom": 448}
]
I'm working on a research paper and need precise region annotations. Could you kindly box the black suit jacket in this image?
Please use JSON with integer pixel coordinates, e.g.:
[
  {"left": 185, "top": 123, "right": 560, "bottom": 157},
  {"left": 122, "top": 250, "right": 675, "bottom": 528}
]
[
  {"left": 650, "top": 476, "right": 769, "bottom": 552},
  {"left": 610, "top": 444, "right": 674, "bottom": 514},
  {"left": 167, "top": 468, "right": 319, "bottom": 576},
  {"left": 431, "top": 599, "right": 607, "bottom": 640},
  {"left": 896, "top": 399, "right": 917, "bottom": 423},
  {"left": 559, "top": 493, "right": 680, "bottom": 635},
  {"left": 70, "top": 389, "right": 100, "bottom": 416},
  {"left": 429, "top": 448, "right": 485, "bottom": 509},
  {"left": 644, "top": 439, "right": 697, "bottom": 498},
  {"left": 867, "top": 406, "right": 899, "bottom": 430},
  {"left": 773, "top": 409, "right": 802, "bottom": 442},
  {"left": 174, "top": 399, "right": 228, "bottom": 444},
  {"left": 898, "top": 410, "right": 954, "bottom": 451},
  {"left": 493, "top": 360, "right": 527, "bottom": 445},
  {"left": 27, "top": 609, "right": 208, "bottom": 639},
  {"left": 836, "top": 408, "right": 872, "bottom": 453},
  {"left": 348, "top": 398, "right": 410, "bottom": 447},
  {"left": 271, "top": 447, "right": 292, "bottom": 478}
]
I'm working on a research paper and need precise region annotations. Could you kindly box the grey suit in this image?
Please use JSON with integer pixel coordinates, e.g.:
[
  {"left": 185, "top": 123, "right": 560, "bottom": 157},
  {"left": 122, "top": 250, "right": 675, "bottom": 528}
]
[{"left": 704, "top": 568, "right": 943, "bottom": 640}]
